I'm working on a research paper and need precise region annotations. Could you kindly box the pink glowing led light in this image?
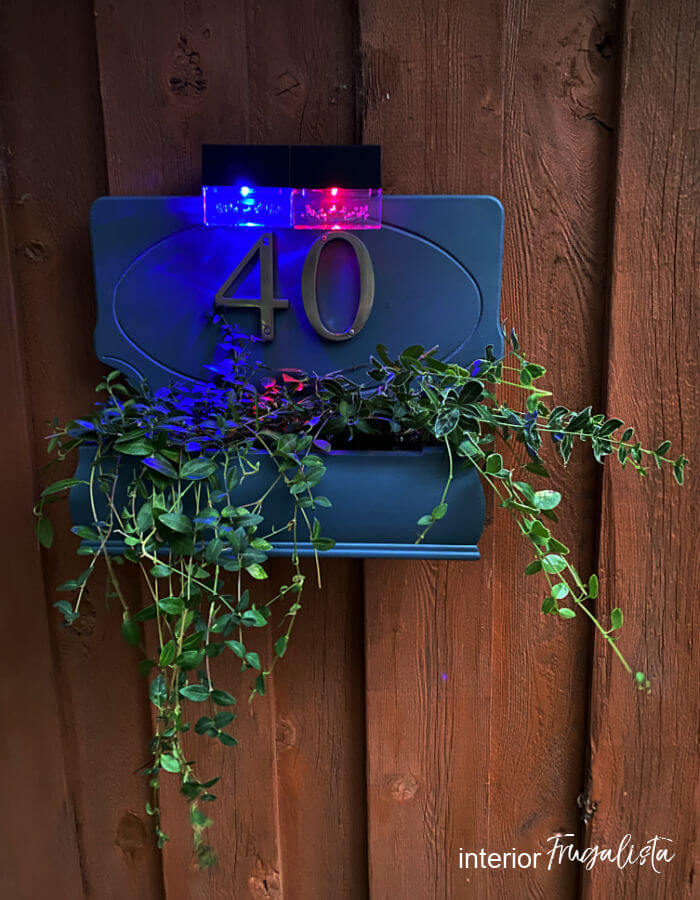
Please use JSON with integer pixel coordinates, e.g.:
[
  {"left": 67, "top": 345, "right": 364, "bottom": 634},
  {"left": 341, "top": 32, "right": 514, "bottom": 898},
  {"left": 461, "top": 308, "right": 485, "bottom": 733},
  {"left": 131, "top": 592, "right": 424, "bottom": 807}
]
[{"left": 291, "top": 187, "right": 382, "bottom": 230}]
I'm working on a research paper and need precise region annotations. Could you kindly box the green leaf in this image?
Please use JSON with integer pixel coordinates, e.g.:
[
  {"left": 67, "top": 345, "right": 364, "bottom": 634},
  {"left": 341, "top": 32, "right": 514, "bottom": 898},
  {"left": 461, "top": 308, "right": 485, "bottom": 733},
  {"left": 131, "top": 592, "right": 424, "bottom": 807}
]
[
  {"left": 525, "top": 363, "right": 546, "bottom": 380},
  {"left": 434, "top": 408, "right": 460, "bottom": 438},
  {"left": 205, "top": 538, "right": 224, "bottom": 564},
  {"left": 72, "top": 525, "right": 99, "bottom": 542},
  {"left": 120, "top": 616, "right": 141, "bottom": 647},
  {"left": 558, "top": 608, "right": 576, "bottom": 619},
  {"left": 525, "top": 459, "right": 549, "bottom": 477},
  {"left": 524, "top": 560, "right": 542, "bottom": 575},
  {"left": 217, "top": 732, "right": 238, "bottom": 748},
  {"left": 253, "top": 673, "right": 267, "bottom": 697},
  {"left": 195, "top": 717, "right": 217, "bottom": 736},
  {"left": 214, "top": 711, "right": 235, "bottom": 729},
  {"left": 588, "top": 573, "right": 599, "bottom": 599},
  {"left": 673, "top": 454, "right": 688, "bottom": 486},
  {"left": 160, "top": 754, "right": 180, "bottom": 773},
  {"left": 150, "top": 563, "right": 171, "bottom": 578},
  {"left": 211, "top": 689, "right": 236, "bottom": 707},
  {"left": 142, "top": 456, "right": 178, "bottom": 479},
  {"left": 54, "top": 599, "right": 79, "bottom": 625},
  {"left": 610, "top": 608, "right": 623, "bottom": 631},
  {"left": 598, "top": 418, "right": 624, "bottom": 437},
  {"left": 36, "top": 516, "right": 54, "bottom": 548},
  {"left": 158, "top": 513, "right": 192, "bottom": 534},
  {"left": 225, "top": 640, "right": 246, "bottom": 659},
  {"left": 158, "top": 596, "right": 185, "bottom": 616},
  {"left": 136, "top": 502, "right": 153, "bottom": 533},
  {"left": 115, "top": 438, "right": 154, "bottom": 456},
  {"left": 138, "top": 659, "right": 155, "bottom": 678},
  {"left": 485, "top": 453, "right": 503, "bottom": 475},
  {"left": 149, "top": 674, "right": 167, "bottom": 709},
  {"left": 241, "top": 608, "right": 267, "bottom": 627},
  {"left": 250, "top": 537, "right": 273, "bottom": 550},
  {"left": 542, "top": 554, "right": 567, "bottom": 574},
  {"left": 246, "top": 563, "right": 268, "bottom": 580},
  {"left": 159, "top": 640, "right": 177, "bottom": 667},
  {"left": 244, "top": 651, "right": 261, "bottom": 670},
  {"left": 40, "top": 477, "right": 84, "bottom": 498},
  {"left": 533, "top": 490, "right": 561, "bottom": 510},
  {"left": 311, "top": 537, "right": 336, "bottom": 552},
  {"left": 541, "top": 597, "right": 557, "bottom": 615},
  {"left": 180, "top": 684, "right": 210, "bottom": 702},
  {"left": 176, "top": 650, "right": 203, "bottom": 669},
  {"left": 431, "top": 503, "right": 448, "bottom": 520},
  {"left": 551, "top": 583, "right": 570, "bottom": 600},
  {"left": 181, "top": 457, "right": 218, "bottom": 480},
  {"left": 274, "top": 636, "right": 288, "bottom": 658}
]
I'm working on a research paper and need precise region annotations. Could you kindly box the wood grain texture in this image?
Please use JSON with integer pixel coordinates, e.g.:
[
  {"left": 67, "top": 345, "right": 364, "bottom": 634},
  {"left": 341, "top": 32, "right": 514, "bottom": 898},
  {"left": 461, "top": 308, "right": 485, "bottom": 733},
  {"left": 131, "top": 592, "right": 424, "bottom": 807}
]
[
  {"left": 583, "top": 1, "right": 699, "bottom": 897},
  {"left": 1, "top": 0, "right": 696, "bottom": 895},
  {"left": 237, "top": 4, "right": 368, "bottom": 896},
  {"left": 0, "top": 2, "right": 165, "bottom": 897},
  {"left": 94, "top": 2, "right": 366, "bottom": 896},
  {"left": 363, "top": 558, "right": 494, "bottom": 899},
  {"left": 274, "top": 559, "right": 368, "bottom": 899},
  {"left": 95, "top": 4, "right": 281, "bottom": 894},
  {"left": 0, "top": 132, "right": 84, "bottom": 900},
  {"left": 359, "top": 2, "right": 502, "bottom": 896},
  {"left": 94, "top": 0, "right": 249, "bottom": 195},
  {"left": 490, "top": 1, "right": 619, "bottom": 896}
]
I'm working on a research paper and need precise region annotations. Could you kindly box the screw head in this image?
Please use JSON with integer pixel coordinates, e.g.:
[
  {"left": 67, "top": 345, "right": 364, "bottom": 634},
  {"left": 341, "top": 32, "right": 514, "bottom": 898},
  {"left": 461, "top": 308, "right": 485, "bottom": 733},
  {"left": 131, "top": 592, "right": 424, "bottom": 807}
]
[
  {"left": 263, "top": 325, "right": 272, "bottom": 335},
  {"left": 348, "top": 328, "right": 355, "bottom": 336},
  {"left": 321, "top": 235, "right": 328, "bottom": 242}
]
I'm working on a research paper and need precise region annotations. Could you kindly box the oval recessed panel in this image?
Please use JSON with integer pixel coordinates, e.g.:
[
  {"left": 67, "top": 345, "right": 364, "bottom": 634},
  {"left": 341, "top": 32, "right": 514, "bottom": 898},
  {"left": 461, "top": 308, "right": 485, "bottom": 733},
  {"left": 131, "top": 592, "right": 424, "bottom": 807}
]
[{"left": 111, "top": 221, "right": 482, "bottom": 386}]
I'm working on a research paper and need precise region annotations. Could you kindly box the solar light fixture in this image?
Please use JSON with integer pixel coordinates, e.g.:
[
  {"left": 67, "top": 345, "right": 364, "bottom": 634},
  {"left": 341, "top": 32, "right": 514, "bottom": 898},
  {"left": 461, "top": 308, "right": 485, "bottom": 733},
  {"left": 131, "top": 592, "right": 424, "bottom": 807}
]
[{"left": 201, "top": 144, "right": 382, "bottom": 229}]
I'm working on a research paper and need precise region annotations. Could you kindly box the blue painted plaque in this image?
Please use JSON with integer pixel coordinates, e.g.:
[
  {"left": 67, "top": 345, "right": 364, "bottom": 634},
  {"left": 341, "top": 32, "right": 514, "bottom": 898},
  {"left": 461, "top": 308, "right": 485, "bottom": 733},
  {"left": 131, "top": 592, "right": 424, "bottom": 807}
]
[{"left": 76, "top": 195, "right": 504, "bottom": 558}]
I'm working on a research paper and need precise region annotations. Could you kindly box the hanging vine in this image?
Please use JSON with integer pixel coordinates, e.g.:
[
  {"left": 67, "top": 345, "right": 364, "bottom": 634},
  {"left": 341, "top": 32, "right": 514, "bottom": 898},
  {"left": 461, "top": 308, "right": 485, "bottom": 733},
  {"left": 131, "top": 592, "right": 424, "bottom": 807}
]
[{"left": 35, "top": 323, "right": 686, "bottom": 866}]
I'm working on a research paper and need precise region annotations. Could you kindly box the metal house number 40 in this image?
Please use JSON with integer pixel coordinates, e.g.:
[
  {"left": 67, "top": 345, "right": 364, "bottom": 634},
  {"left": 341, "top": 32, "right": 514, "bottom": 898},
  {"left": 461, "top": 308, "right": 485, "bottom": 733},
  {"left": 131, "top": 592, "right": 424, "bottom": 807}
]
[{"left": 214, "top": 231, "right": 375, "bottom": 342}]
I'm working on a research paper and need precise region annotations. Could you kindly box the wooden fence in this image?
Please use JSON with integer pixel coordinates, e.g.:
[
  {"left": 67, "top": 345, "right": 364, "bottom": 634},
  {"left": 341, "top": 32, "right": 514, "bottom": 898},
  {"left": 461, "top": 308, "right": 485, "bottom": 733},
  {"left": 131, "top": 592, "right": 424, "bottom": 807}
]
[{"left": 0, "top": 1, "right": 696, "bottom": 897}]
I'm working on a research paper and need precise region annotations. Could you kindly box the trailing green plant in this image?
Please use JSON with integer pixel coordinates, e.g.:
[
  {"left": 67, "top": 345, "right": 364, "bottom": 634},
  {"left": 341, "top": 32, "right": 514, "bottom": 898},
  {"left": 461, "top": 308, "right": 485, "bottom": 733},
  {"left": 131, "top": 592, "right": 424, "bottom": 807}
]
[{"left": 35, "top": 323, "right": 686, "bottom": 866}]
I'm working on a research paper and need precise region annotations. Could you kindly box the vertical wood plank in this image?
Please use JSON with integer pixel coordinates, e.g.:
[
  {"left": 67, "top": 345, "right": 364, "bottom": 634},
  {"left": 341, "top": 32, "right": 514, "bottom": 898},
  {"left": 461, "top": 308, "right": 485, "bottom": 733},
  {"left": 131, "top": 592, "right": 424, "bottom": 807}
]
[
  {"left": 94, "top": 0, "right": 249, "bottom": 195},
  {"left": 274, "top": 561, "right": 368, "bottom": 899},
  {"left": 240, "top": 4, "right": 368, "bottom": 896},
  {"left": 0, "top": 136, "right": 84, "bottom": 900},
  {"left": 490, "top": 2, "right": 619, "bottom": 896},
  {"left": 0, "top": 2, "right": 165, "bottom": 897},
  {"left": 93, "top": 2, "right": 367, "bottom": 896},
  {"left": 583, "top": 1, "right": 698, "bottom": 897},
  {"left": 93, "top": 3, "right": 278, "bottom": 895},
  {"left": 359, "top": 2, "right": 502, "bottom": 896}
]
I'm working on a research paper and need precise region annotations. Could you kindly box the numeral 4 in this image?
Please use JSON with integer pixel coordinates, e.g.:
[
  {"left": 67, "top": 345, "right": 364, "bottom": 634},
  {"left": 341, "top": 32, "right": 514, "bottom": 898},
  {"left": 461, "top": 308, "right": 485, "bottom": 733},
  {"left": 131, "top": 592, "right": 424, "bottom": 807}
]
[{"left": 214, "top": 233, "right": 289, "bottom": 341}]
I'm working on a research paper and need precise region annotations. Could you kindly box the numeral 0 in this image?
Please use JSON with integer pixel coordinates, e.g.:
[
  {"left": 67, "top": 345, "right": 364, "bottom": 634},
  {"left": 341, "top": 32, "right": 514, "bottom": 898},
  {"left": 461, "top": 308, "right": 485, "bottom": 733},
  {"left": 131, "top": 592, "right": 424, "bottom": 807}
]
[{"left": 215, "top": 231, "right": 375, "bottom": 342}]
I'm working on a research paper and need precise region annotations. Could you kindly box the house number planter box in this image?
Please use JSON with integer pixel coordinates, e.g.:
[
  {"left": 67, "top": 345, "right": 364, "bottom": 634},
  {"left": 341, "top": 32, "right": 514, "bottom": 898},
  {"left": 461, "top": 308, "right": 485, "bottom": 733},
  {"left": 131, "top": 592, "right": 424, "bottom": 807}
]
[
  {"left": 73, "top": 192, "right": 504, "bottom": 559},
  {"left": 71, "top": 445, "right": 484, "bottom": 560}
]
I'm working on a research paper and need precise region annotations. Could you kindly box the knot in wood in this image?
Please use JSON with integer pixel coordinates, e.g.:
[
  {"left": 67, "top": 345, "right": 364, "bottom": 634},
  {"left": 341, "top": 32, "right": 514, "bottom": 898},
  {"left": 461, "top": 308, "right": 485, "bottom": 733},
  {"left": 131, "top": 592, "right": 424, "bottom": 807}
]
[
  {"left": 169, "top": 35, "right": 207, "bottom": 97},
  {"left": 115, "top": 811, "right": 147, "bottom": 855},
  {"left": 248, "top": 858, "right": 281, "bottom": 897},
  {"left": 276, "top": 715, "right": 297, "bottom": 751},
  {"left": 389, "top": 774, "right": 419, "bottom": 801},
  {"left": 19, "top": 240, "right": 50, "bottom": 264}
]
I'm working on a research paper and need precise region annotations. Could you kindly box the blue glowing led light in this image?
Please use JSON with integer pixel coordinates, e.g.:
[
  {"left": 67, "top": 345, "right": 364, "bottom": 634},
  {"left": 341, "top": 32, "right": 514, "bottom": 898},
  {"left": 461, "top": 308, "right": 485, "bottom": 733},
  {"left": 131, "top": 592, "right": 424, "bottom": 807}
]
[{"left": 202, "top": 185, "right": 293, "bottom": 227}]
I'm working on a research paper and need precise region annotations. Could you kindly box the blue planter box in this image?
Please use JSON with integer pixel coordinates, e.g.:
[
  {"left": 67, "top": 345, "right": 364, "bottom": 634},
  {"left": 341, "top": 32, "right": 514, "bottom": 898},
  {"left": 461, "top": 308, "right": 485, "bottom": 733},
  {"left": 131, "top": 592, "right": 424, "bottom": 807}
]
[{"left": 70, "top": 445, "right": 483, "bottom": 559}]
